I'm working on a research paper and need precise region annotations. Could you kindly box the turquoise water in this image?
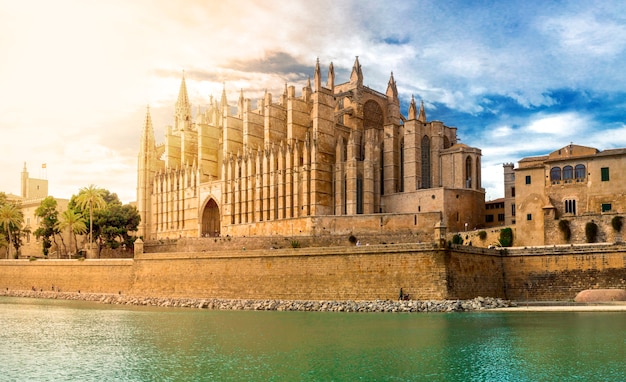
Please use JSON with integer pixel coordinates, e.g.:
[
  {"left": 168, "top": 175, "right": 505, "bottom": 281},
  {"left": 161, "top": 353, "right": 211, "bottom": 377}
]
[{"left": 0, "top": 297, "right": 624, "bottom": 381}]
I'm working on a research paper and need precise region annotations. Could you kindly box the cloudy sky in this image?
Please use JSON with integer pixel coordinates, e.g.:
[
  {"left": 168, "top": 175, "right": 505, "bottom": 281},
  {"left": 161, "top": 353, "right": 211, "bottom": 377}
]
[{"left": 2, "top": 0, "right": 626, "bottom": 203}]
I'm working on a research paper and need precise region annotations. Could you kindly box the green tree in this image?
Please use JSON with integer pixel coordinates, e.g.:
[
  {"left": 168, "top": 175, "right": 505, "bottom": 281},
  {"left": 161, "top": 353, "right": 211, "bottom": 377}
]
[
  {"left": 74, "top": 185, "right": 106, "bottom": 250},
  {"left": 33, "top": 196, "right": 61, "bottom": 257},
  {"left": 57, "top": 208, "right": 87, "bottom": 257},
  {"left": 0, "top": 202, "right": 24, "bottom": 259},
  {"left": 70, "top": 188, "right": 140, "bottom": 257},
  {"left": 498, "top": 227, "right": 514, "bottom": 247}
]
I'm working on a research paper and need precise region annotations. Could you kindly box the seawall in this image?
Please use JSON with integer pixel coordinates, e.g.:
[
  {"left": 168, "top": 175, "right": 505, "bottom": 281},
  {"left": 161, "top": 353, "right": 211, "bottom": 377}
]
[{"left": 1, "top": 243, "right": 625, "bottom": 301}]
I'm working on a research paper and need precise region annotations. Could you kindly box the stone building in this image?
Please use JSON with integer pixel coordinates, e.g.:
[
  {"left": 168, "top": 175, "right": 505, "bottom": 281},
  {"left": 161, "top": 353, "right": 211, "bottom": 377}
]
[
  {"left": 136, "top": 58, "right": 485, "bottom": 241},
  {"left": 6, "top": 163, "right": 70, "bottom": 258},
  {"left": 512, "top": 144, "right": 626, "bottom": 246}
]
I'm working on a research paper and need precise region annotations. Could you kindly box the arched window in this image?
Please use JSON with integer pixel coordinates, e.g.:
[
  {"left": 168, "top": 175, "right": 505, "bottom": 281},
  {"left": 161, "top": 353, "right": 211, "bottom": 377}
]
[
  {"left": 550, "top": 167, "right": 561, "bottom": 183},
  {"left": 565, "top": 199, "right": 576, "bottom": 215},
  {"left": 563, "top": 165, "right": 573, "bottom": 183},
  {"left": 421, "top": 135, "right": 431, "bottom": 189},
  {"left": 575, "top": 164, "right": 586, "bottom": 181},
  {"left": 357, "top": 176, "right": 363, "bottom": 214},
  {"left": 465, "top": 156, "right": 472, "bottom": 188},
  {"left": 380, "top": 142, "right": 384, "bottom": 195},
  {"left": 399, "top": 138, "right": 404, "bottom": 192}
]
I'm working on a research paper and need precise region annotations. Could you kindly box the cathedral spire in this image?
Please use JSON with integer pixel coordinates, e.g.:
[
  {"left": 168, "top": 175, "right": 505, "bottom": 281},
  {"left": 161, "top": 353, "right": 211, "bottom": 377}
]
[
  {"left": 386, "top": 71, "right": 398, "bottom": 100},
  {"left": 237, "top": 88, "right": 244, "bottom": 118},
  {"left": 350, "top": 56, "right": 363, "bottom": 86},
  {"left": 141, "top": 105, "right": 155, "bottom": 152},
  {"left": 418, "top": 100, "right": 427, "bottom": 123},
  {"left": 408, "top": 95, "right": 417, "bottom": 120},
  {"left": 327, "top": 62, "right": 335, "bottom": 90},
  {"left": 220, "top": 83, "right": 228, "bottom": 116},
  {"left": 314, "top": 57, "right": 322, "bottom": 92},
  {"left": 175, "top": 73, "right": 192, "bottom": 130}
]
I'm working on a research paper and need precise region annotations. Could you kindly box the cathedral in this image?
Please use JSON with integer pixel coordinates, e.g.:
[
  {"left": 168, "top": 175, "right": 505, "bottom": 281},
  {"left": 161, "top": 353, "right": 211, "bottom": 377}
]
[{"left": 136, "top": 58, "right": 485, "bottom": 241}]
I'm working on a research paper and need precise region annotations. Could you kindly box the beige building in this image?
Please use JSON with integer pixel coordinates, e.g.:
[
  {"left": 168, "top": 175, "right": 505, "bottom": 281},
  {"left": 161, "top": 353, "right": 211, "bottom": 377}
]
[
  {"left": 484, "top": 197, "right": 505, "bottom": 228},
  {"left": 137, "top": 58, "right": 485, "bottom": 241},
  {"left": 512, "top": 144, "right": 626, "bottom": 246},
  {"left": 6, "top": 163, "right": 70, "bottom": 258}
]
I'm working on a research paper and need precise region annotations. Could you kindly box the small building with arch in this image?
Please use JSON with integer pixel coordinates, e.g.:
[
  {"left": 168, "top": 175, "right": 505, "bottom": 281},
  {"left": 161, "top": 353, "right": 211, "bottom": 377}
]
[{"left": 512, "top": 144, "right": 626, "bottom": 245}]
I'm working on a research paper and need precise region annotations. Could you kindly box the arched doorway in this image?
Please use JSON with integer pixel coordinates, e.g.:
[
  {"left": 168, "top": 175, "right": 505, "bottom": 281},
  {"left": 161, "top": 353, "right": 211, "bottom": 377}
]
[{"left": 201, "top": 198, "right": 220, "bottom": 237}]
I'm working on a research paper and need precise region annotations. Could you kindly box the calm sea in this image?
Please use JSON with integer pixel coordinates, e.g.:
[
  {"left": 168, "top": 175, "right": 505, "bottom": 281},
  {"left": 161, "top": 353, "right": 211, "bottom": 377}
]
[{"left": 0, "top": 297, "right": 624, "bottom": 381}]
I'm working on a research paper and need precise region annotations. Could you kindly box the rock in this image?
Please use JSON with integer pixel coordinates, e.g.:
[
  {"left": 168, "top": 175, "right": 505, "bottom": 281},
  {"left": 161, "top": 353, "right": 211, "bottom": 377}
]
[{"left": 574, "top": 289, "right": 626, "bottom": 303}]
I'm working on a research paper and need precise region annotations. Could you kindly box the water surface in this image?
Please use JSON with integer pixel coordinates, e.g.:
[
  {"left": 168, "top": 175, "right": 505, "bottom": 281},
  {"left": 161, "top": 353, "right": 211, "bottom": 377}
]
[{"left": 1, "top": 297, "right": 624, "bottom": 381}]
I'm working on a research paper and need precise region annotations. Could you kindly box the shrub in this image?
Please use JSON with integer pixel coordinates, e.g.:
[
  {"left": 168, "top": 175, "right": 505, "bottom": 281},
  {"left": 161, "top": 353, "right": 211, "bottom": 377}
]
[
  {"left": 477, "top": 231, "right": 487, "bottom": 241},
  {"left": 291, "top": 240, "right": 301, "bottom": 248},
  {"left": 611, "top": 216, "right": 623, "bottom": 232},
  {"left": 558, "top": 220, "right": 571, "bottom": 241},
  {"left": 451, "top": 234, "right": 463, "bottom": 245},
  {"left": 498, "top": 227, "right": 514, "bottom": 247},
  {"left": 348, "top": 235, "right": 357, "bottom": 244},
  {"left": 585, "top": 221, "right": 598, "bottom": 243}
]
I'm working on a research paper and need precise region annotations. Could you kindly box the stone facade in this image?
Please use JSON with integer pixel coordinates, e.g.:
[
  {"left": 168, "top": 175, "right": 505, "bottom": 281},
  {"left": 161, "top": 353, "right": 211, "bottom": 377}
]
[
  {"left": 137, "top": 58, "right": 485, "bottom": 241},
  {"left": 511, "top": 144, "right": 626, "bottom": 246},
  {"left": 2, "top": 244, "right": 624, "bottom": 302},
  {"left": 7, "top": 163, "right": 71, "bottom": 258}
]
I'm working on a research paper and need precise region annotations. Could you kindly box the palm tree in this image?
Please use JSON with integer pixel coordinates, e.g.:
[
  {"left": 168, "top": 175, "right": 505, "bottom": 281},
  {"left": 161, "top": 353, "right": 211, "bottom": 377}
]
[
  {"left": 0, "top": 203, "right": 24, "bottom": 259},
  {"left": 74, "top": 185, "right": 106, "bottom": 252},
  {"left": 57, "top": 208, "right": 87, "bottom": 258}
]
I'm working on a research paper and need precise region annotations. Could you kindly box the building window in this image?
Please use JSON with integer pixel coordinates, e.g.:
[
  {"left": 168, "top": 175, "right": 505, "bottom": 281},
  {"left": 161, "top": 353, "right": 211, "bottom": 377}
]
[
  {"left": 511, "top": 187, "right": 515, "bottom": 197},
  {"left": 602, "top": 203, "right": 612, "bottom": 212},
  {"left": 575, "top": 164, "right": 586, "bottom": 181},
  {"left": 601, "top": 167, "right": 610, "bottom": 181},
  {"left": 527, "top": 213, "right": 532, "bottom": 221},
  {"left": 511, "top": 203, "right": 516, "bottom": 216},
  {"left": 465, "top": 156, "right": 472, "bottom": 188},
  {"left": 525, "top": 175, "right": 531, "bottom": 184},
  {"left": 565, "top": 199, "right": 576, "bottom": 215},
  {"left": 563, "top": 165, "right": 573, "bottom": 183},
  {"left": 399, "top": 138, "right": 404, "bottom": 192},
  {"left": 498, "top": 213, "right": 505, "bottom": 222},
  {"left": 421, "top": 135, "right": 431, "bottom": 189},
  {"left": 486, "top": 214, "right": 494, "bottom": 223},
  {"left": 550, "top": 167, "right": 561, "bottom": 183}
]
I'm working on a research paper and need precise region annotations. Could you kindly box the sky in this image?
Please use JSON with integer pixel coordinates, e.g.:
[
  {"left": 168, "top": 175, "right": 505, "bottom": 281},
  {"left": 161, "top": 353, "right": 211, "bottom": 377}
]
[{"left": 2, "top": 0, "right": 626, "bottom": 204}]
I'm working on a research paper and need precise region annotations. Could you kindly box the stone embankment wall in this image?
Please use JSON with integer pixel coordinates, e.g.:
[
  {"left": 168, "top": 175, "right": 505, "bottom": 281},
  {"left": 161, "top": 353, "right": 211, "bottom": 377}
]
[
  {"left": 131, "top": 244, "right": 448, "bottom": 300},
  {"left": 501, "top": 244, "right": 626, "bottom": 300},
  {"left": 1, "top": 243, "right": 625, "bottom": 302},
  {"left": 0, "top": 259, "right": 133, "bottom": 293}
]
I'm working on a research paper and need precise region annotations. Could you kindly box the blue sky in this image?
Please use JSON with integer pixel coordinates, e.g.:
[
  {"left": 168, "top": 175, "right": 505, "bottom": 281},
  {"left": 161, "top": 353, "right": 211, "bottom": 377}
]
[{"left": 1, "top": 0, "right": 626, "bottom": 202}]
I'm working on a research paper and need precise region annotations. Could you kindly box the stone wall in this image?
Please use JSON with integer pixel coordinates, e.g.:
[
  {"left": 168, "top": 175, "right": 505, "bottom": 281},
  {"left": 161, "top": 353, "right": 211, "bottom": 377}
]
[
  {"left": 131, "top": 245, "right": 448, "bottom": 300},
  {"left": 501, "top": 244, "right": 626, "bottom": 300},
  {"left": 446, "top": 246, "right": 506, "bottom": 299},
  {"left": 0, "top": 259, "right": 133, "bottom": 293},
  {"left": 1, "top": 244, "right": 625, "bottom": 302}
]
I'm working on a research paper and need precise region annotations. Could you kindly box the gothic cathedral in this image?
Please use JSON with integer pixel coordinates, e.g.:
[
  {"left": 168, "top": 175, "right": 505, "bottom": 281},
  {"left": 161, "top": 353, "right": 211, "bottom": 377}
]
[{"left": 137, "top": 58, "right": 485, "bottom": 241}]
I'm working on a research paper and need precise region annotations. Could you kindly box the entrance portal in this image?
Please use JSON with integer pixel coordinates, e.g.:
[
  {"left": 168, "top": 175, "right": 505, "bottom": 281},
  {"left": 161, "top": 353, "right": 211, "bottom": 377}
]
[{"left": 201, "top": 199, "right": 220, "bottom": 237}]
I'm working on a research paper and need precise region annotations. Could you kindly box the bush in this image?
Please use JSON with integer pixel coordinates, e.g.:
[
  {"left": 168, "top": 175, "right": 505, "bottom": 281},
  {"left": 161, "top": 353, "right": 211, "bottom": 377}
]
[
  {"left": 451, "top": 234, "right": 464, "bottom": 245},
  {"left": 498, "top": 227, "right": 513, "bottom": 247},
  {"left": 558, "top": 220, "right": 571, "bottom": 241},
  {"left": 611, "top": 216, "right": 623, "bottom": 232},
  {"left": 348, "top": 235, "right": 357, "bottom": 244},
  {"left": 585, "top": 221, "right": 598, "bottom": 243},
  {"left": 477, "top": 231, "right": 487, "bottom": 240},
  {"left": 291, "top": 240, "right": 301, "bottom": 248}
]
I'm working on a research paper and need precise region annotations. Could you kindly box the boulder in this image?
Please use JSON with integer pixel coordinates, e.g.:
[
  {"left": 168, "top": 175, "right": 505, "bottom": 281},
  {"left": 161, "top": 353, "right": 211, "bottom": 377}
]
[{"left": 574, "top": 289, "right": 626, "bottom": 303}]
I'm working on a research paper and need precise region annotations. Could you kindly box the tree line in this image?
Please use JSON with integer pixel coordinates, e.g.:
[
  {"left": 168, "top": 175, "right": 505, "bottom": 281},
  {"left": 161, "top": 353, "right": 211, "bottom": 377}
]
[{"left": 0, "top": 185, "right": 140, "bottom": 259}]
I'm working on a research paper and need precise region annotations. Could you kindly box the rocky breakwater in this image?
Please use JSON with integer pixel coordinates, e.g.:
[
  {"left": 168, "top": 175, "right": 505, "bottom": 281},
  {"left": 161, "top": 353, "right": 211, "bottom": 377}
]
[{"left": 1, "top": 290, "right": 511, "bottom": 312}]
